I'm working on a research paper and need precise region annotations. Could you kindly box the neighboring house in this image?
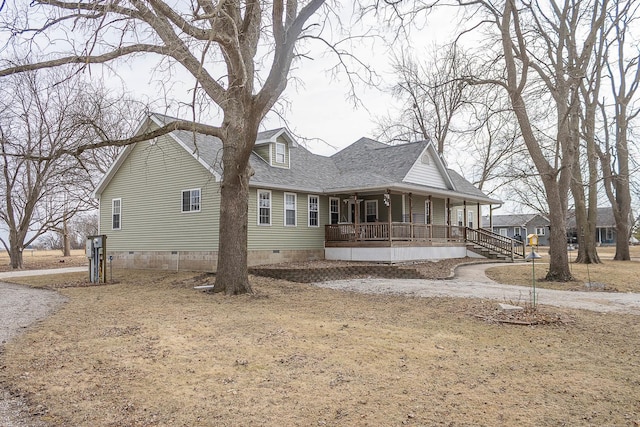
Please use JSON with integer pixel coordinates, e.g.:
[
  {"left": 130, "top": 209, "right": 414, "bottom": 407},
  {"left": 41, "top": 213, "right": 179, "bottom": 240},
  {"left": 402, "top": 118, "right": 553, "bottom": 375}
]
[
  {"left": 566, "top": 207, "right": 633, "bottom": 246},
  {"left": 93, "top": 113, "right": 506, "bottom": 271},
  {"left": 482, "top": 214, "right": 550, "bottom": 246}
]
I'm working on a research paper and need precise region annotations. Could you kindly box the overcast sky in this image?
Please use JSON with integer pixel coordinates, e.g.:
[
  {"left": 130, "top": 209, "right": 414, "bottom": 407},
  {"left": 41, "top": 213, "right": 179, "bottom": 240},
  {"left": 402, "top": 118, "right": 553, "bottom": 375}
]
[{"left": 109, "top": 5, "right": 460, "bottom": 156}]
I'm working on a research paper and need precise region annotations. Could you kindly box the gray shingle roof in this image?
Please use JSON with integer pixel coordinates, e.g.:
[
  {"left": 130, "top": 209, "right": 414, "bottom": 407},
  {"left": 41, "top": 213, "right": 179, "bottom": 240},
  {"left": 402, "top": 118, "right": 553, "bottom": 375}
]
[
  {"left": 566, "top": 207, "right": 618, "bottom": 229},
  {"left": 482, "top": 214, "right": 547, "bottom": 228},
  {"left": 150, "top": 113, "right": 497, "bottom": 202},
  {"left": 331, "top": 138, "right": 428, "bottom": 182}
]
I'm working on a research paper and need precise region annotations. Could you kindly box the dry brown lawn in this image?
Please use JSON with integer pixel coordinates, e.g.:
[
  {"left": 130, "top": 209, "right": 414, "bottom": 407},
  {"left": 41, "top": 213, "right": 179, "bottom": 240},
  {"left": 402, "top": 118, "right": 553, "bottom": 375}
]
[
  {"left": 2, "top": 265, "right": 640, "bottom": 427},
  {"left": 486, "top": 245, "right": 640, "bottom": 293}
]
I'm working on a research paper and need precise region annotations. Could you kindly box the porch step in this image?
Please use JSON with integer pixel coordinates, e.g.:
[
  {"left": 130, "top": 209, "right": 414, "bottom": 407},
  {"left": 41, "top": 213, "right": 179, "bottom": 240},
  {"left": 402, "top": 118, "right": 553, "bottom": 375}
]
[{"left": 466, "top": 244, "right": 510, "bottom": 261}]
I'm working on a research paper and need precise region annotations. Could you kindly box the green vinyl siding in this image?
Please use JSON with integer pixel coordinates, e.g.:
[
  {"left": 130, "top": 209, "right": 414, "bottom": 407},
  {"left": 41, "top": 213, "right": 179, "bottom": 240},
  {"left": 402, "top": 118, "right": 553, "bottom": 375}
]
[
  {"left": 432, "top": 198, "right": 446, "bottom": 225},
  {"left": 391, "top": 194, "right": 403, "bottom": 222},
  {"left": 270, "top": 136, "right": 290, "bottom": 168},
  {"left": 248, "top": 188, "right": 326, "bottom": 250},
  {"left": 99, "top": 134, "right": 220, "bottom": 251},
  {"left": 400, "top": 195, "right": 447, "bottom": 225},
  {"left": 253, "top": 144, "right": 270, "bottom": 163}
]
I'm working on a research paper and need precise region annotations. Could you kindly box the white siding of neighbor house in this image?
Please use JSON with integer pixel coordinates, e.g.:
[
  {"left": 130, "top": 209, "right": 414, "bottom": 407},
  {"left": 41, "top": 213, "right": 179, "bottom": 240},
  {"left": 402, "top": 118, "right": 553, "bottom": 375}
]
[
  {"left": 403, "top": 148, "right": 448, "bottom": 189},
  {"left": 99, "top": 133, "right": 220, "bottom": 251}
]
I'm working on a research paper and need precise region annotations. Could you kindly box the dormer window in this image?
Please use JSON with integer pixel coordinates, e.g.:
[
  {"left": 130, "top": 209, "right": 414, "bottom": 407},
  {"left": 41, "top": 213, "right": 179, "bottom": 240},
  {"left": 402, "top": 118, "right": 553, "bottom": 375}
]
[{"left": 275, "top": 142, "right": 285, "bottom": 164}]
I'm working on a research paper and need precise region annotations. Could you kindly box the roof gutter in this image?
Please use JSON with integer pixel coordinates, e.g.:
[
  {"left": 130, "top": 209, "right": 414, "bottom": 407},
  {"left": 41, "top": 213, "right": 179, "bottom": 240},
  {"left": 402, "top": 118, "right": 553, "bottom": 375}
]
[{"left": 323, "top": 182, "right": 503, "bottom": 205}]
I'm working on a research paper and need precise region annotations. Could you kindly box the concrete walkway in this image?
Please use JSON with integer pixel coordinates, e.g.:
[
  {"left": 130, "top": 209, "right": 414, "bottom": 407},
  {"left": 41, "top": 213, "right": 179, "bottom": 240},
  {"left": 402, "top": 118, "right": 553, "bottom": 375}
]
[
  {"left": 316, "top": 262, "right": 640, "bottom": 315},
  {"left": 0, "top": 266, "right": 86, "bottom": 280}
]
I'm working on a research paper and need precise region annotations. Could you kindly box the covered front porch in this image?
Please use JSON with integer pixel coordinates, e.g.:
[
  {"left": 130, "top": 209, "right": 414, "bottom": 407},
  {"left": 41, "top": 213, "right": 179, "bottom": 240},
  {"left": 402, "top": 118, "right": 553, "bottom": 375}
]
[{"left": 323, "top": 190, "right": 522, "bottom": 262}]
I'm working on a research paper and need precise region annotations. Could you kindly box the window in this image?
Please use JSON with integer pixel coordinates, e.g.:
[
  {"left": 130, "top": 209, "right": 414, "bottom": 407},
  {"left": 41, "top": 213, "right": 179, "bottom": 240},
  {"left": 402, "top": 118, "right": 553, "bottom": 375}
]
[
  {"left": 535, "top": 227, "right": 546, "bottom": 235},
  {"left": 606, "top": 228, "right": 613, "bottom": 241},
  {"left": 457, "top": 209, "right": 464, "bottom": 227},
  {"left": 514, "top": 227, "right": 521, "bottom": 236},
  {"left": 308, "top": 195, "right": 319, "bottom": 227},
  {"left": 112, "top": 198, "right": 121, "bottom": 230},
  {"left": 284, "top": 192, "right": 297, "bottom": 226},
  {"left": 258, "top": 190, "right": 271, "bottom": 225},
  {"left": 329, "top": 197, "right": 339, "bottom": 225},
  {"left": 499, "top": 228, "right": 508, "bottom": 237},
  {"left": 468, "top": 211, "right": 474, "bottom": 228},
  {"left": 425, "top": 200, "right": 431, "bottom": 225},
  {"left": 365, "top": 200, "right": 378, "bottom": 223},
  {"left": 182, "top": 188, "right": 201, "bottom": 212},
  {"left": 275, "top": 142, "right": 285, "bottom": 164}
]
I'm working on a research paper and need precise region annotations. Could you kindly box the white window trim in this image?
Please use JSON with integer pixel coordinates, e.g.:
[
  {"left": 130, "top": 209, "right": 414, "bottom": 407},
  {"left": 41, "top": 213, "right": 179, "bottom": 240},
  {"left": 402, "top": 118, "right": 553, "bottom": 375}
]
[
  {"left": 284, "top": 192, "right": 297, "bottom": 227},
  {"left": 457, "top": 209, "right": 464, "bottom": 227},
  {"left": 365, "top": 200, "right": 378, "bottom": 223},
  {"left": 499, "top": 228, "right": 508, "bottom": 237},
  {"left": 467, "top": 211, "right": 474, "bottom": 228},
  {"left": 606, "top": 228, "right": 613, "bottom": 240},
  {"left": 536, "top": 227, "right": 546, "bottom": 235},
  {"left": 181, "top": 188, "right": 201, "bottom": 213},
  {"left": 308, "top": 195, "right": 319, "bottom": 227},
  {"left": 112, "top": 198, "right": 121, "bottom": 230},
  {"left": 329, "top": 197, "right": 340, "bottom": 225},
  {"left": 275, "top": 142, "right": 286, "bottom": 164},
  {"left": 257, "top": 189, "right": 272, "bottom": 226},
  {"left": 514, "top": 227, "right": 521, "bottom": 236}
]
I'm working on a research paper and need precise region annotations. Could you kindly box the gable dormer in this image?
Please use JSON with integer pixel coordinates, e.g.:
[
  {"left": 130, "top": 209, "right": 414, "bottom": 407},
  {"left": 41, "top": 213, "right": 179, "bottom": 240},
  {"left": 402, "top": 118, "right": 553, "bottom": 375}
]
[
  {"left": 403, "top": 142, "right": 454, "bottom": 190},
  {"left": 253, "top": 128, "right": 297, "bottom": 169}
]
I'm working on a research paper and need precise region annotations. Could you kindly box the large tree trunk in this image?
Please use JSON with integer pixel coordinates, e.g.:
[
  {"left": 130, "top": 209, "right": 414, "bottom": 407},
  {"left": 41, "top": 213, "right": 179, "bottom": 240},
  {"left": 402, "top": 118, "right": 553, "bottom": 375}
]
[
  {"left": 8, "top": 231, "right": 24, "bottom": 269},
  {"left": 62, "top": 215, "right": 71, "bottom": 257},
  {"left": 613, "top": 188, "right": 632, "bottom": 260},
  {"left": 612, "top": 114, "right": 632, "bottom": 261},
  {"left": 214, "top": 122, "right": 257, "bottom": 295},
  {"left": 570, "top": 157, "right": 601, "bottom": 264},
  {"left": 545, "top": 187, "right": 573, "bottom": 281}
]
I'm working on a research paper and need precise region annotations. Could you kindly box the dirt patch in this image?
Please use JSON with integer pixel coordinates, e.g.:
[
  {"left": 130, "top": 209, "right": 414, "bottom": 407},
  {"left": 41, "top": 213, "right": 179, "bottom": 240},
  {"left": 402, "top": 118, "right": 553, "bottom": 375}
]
[{"left": 2, "top": 270, "right": 640, "bottom": 426}]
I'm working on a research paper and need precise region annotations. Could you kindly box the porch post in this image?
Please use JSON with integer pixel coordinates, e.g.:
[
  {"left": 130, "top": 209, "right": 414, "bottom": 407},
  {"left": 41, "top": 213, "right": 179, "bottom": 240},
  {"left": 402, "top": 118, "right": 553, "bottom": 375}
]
[
  {"left": 446, "top": 198, "right": 451, "bottom": 239},
  {"left": 387, "top": 189, "right": 392, "bottom": 243},
  {"left": 409, "top": 193, "right": 413, "bottom": 241},
  {"left": 354, "top": 193, "right": 359, "bottom": 241},
  {"left": 489, "top": 204, "right": 493, "bottom": 231},
  {"left": 428, "top": 195, "right": 433, "bottom": 239},
  {"left": 463, "top": 201, "right": 467, "bottom": 240},
  {"left": 477, "top": 203, "right": 481, "bottom": 230}
]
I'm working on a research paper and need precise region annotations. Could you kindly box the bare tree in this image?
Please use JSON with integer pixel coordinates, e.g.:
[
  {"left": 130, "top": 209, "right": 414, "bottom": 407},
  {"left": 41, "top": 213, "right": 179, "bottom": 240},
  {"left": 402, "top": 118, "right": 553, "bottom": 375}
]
[
  {"left": 377, "top": 44, "right": 473, "bottom": 154},
  {"left": 0, "top": 1, "right": 343, "bottom": 294},
  {"left": 457, "top": 0, "right": 609, "bottom": 281},
  {"left": 0, "top": 69, "right": 128, "bottom": 268},
  {"left": 595, "top": 0, "right": 640, "bottom": 261},
  {"left": 566, "top": 0, "right": 613, "bottom": 265}
]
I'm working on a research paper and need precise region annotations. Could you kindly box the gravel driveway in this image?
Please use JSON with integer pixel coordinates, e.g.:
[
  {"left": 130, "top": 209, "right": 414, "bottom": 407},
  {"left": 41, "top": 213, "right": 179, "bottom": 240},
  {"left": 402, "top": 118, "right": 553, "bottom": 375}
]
[
  {"left": 315, "top": 263, "right": 640, "bottom": 315},
  {"left": 0, "top": 279, "right": 68, "bottom": 427}
]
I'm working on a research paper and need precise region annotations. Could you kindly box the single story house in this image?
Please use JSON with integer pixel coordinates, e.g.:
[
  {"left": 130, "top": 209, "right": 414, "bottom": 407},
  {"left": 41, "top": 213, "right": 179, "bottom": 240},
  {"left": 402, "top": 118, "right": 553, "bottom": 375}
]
[
  {"left": 566, "top": 207, "right": 634, "bottom": 246},
  {"left": 94, "top": 113, "right": 519, "bottom": 271},
  {"left": 481, "top": 214, "right": 550, "bottom": 246}
]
